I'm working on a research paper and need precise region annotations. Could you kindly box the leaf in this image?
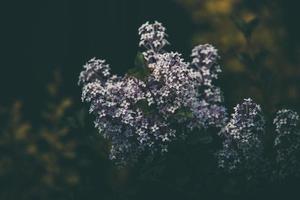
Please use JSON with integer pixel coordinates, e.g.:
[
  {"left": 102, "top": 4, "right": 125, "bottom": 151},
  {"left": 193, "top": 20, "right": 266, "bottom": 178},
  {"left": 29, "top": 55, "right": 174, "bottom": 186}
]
[
  {"left": 231, "top": 15, "right": 260, "bottom": 39},
  {"left": 127, "top": 67, "right": 150, "bottom": 81},
  {"left": 238, "top": 52, "right": 254, "bottom": 68},
  {"left": 134, "top": 99, "right": 155, "bottom": 116},
  {"left": 246, "top": 17, "right": 259, "bottom": 36},
  {"left": 174, "top": 107, "right": 193, "bottom": 119},
  {"left": 134, "top": 51, "right": 147, "bottom": 69},
  {"left": 254, "top": 49, "right": 269, "bottom": 64}
]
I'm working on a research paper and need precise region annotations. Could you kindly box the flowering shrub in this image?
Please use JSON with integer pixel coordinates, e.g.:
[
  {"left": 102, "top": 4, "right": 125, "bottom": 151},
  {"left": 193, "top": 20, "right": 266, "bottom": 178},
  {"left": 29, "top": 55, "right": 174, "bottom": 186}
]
[
  {"left": 217, "top": 100, "right": 300, "bottom": 182},
  {"left": 79, "top": 21, "right": 227, "bottom": 165},
  {"left": 79, "top": 21, "right": 300, "bottom": 182}
]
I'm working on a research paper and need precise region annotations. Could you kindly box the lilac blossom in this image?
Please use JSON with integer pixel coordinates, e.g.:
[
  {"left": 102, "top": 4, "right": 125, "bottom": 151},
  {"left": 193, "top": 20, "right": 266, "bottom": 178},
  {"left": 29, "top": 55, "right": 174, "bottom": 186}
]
[
  {"left": 138, "top": 21, "right": 169, "bottom": 53},
  {"left": 79, "top": 21, "right": 227, "bottom": 164},
  {"left": 79, "top": 21, "right": 300, "bottom": 174},
  {"left": 78, "top": 58, "right": 110, "bottom": 85},
  {"left": 273, "top": 109, "right": 300, "bottom": 178},
  {"left": 217, "top": 98, "right": 265, "bottom": 178},
  {"left": 191, "top": 44, "right": 221, "bottom": 86},
  {"left": 190, "top": 44, "right": 227, "bottom": 128}
]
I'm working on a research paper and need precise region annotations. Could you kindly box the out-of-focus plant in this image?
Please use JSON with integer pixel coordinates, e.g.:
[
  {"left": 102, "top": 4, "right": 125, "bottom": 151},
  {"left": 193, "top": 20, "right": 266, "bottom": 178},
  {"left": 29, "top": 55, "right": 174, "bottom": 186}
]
[
  {"left": 177, "top": 0, "right": 300, "bottom": 113},
  {"left": 0, "top": 71, "right": 115, "bottom": 200}
]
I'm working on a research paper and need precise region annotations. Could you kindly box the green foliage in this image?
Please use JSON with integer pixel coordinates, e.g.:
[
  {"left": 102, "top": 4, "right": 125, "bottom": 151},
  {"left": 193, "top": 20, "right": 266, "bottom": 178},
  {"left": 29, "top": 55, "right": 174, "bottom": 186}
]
[
  {"left": 134, "top": 52, "right": 147, "bottom": 69},
  {"left": 134, "top": 99, "right": 156, "bottom": 116},
  {"left": 127, "top": 52, "right": 151, "bottom": 81},
  {"left": 0, "top": 72, "right": 115, "bottom": 200},
  {"left": 173, "top": 107, "right": 194, "bottom": 120},
  {"left": 231, "top": 15, "right": 259, "bottom": 40},
  {"left": 179, "top": 0, "right": 300, "bottom": 114}
]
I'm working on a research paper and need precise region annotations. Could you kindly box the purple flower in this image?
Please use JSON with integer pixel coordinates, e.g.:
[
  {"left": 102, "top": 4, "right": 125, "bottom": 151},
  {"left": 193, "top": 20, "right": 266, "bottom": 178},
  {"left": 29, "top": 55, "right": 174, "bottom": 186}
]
[
  {"left": 78, "top": 58, "right": 110, "bottom": 85},
  {"left": 273, "top": 109, "right": 300, "bottom": 178},
  {"left": 217, "top": 98, "right": 265, "bottom": 178},
  {"left": 79, "top": 21, "right": 227, "bottom": 165}
]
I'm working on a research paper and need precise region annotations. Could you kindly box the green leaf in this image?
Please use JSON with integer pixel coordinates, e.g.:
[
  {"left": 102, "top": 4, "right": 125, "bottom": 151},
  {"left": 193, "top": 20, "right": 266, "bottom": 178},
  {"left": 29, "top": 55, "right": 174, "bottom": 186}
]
[
  {"left": 231, "top": 15, "right": 259, "bottom": 39},
  {"left": 134, "top": 99, "right": 155, "bottom": 116},
  {"left": 246, "top": 17, "right": 259, "bottom": 36},
  {"left": 174, "top": 107, "right": 193, "bottom": 119},
  {"left": 127, "top": 67, "right": 150, "bottom": 81},
  {"left": 237, "top": 52, "right": 254, "bottom": 68},
  {"left": 127, "top": 52, "right": 150, "bottom": 80},
  {"left": 134, "top": 52, "right": 147, "bottom": 69}
]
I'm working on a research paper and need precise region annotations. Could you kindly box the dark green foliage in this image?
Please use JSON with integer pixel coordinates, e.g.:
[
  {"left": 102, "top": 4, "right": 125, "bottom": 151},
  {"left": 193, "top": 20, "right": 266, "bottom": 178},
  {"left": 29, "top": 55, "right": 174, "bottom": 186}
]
[
  {"left": 127, "top": 52, "right": 151, "bottom": 81},
  {"left": 231, "top": 15, "right": 260, "bottom": 39}
]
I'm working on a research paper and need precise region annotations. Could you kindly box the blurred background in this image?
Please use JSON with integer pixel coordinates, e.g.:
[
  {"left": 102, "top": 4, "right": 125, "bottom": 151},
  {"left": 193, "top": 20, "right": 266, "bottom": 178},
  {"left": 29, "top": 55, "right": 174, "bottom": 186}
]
[{"left": 1, "top": 0, "right": 300, "bottom": 199}]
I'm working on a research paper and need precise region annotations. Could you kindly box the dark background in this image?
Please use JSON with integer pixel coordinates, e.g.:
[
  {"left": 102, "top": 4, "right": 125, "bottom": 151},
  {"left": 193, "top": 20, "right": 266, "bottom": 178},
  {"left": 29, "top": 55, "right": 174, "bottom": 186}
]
[
  {"left": 1, "top": 0, "right": 300, "bottom": 112},
  {"left": 1, "top": 0, "right": 194, "bottom": 115}
]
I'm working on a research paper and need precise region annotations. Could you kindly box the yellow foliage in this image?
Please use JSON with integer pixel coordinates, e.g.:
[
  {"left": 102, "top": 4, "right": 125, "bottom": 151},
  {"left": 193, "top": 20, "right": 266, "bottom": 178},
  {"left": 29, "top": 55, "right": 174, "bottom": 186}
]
[
  {"left": 179, "top": 0, "right": 300, "bottom": 111},
  {"left": 0, "top": 70, "right": 80, "bottom": 194}
]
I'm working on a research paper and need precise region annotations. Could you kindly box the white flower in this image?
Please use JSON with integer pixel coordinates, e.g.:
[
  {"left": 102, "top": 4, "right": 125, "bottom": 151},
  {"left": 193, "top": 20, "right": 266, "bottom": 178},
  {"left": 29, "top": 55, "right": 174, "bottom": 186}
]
[
  {"left": 217, "top": 98, "right": 265, "bottom": 177},
  {"left": 79, "top": 21, "right": 227, "bottom": 165}
]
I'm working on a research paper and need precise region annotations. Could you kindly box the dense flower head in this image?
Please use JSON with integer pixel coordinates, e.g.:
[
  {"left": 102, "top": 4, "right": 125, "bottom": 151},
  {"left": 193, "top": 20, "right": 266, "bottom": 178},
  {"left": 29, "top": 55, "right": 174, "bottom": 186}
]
[
  {"left": 138, "top": 21, "right": 169, "bottom": 52},
  {"left": 189, "top": 44, "right": 226, "bottom": 127},
  {"left": 273, "top": 109, "right": 300, "bottom": 178},
  {"left": 146, "top": 52, "right": 198, "bottom": 115},
  {"left": 139, "top": 22, "right": 227, "bottom": 129},
  {"left": 82, "top": 73, "right": 177, "bottom": 165},
  {"left": 274, "top": 109, "right": 299, "bottom": 139},
  {"left": 226, "top": 98, "right": 265, "bottom": 140},
  {"left": 138, "top": 21, "right": 170, "bottom": 64},
  {"left": 191, "top": 44, "right": 221, "bottom": 86},
  {"left": 217, "top": 98, "right": 265, "bottom": 177},
  {"left": 78, "top": 58, "right": 110, "bottom": 85},
  {"left": 79, "top": 21, "right": 227, "bottom": 165}
]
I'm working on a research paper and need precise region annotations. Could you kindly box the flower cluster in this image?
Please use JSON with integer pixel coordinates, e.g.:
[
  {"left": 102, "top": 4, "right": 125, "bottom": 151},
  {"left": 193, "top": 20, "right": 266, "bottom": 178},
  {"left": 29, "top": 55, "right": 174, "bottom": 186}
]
[
  {"left": 80, "top": 65, "right": 176, "bottom": 165},
  {"left": 190, "top": 44, "right": 227, "bottom": 128},
  {"left": 79, "top": 21, "right": 300, "bottom": 180},
  {"left": 273, "top": 109, "right": 300, "bottom": 178},
  {"left": 145, "top": 50, "right": 227, "bottom": 129},
  {"left": 217, "top": 98, "right": 265, "bottom": 177},
  {"left": 78, "top": 58, "right": 110, "bottom": 85},
  {"left": 217, "top": 99, "right": 300, "bottom": 180},
  {"left": 79, "top": 21, "right": 227, "bottom": 164},
  {"left": 138, "top": 21, "right": 168, "bottom": 59},
  {"left": 191, "top": 44, "right": 221, "bottom": 86}
]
